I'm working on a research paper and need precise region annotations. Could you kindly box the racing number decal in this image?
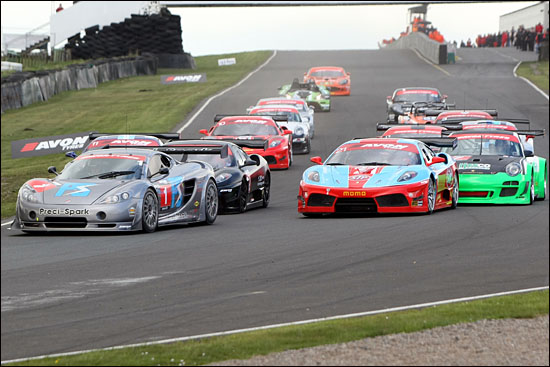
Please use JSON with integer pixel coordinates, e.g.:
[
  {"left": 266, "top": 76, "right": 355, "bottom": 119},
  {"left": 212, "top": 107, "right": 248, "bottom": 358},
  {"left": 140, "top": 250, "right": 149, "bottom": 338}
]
[{"left": 156, "top": 177, "right": 184, "bottom": 209}]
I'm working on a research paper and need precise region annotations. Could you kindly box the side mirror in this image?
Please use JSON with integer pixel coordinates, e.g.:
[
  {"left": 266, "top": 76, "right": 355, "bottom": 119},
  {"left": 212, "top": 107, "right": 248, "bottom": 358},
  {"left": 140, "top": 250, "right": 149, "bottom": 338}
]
[
  {"left": 159, "top": 167, "right": 170, "bottom": 175},
  {"left": 310, "top": 156, "right": 323, "bottom": 165},
  {"left": 48, "top": 166, "right": 59, "bottom": 175},
  {"left": 428, "top": 156, "right": 446, "bottom": 165},
  {"left": 524, "top": 150, "right": 534, "bottom": 157},
  {"left": 199, "top": 129, "right": 209, "bottom": 135},
  {"left": 283, "top": 130, "right": 293, "bottom": 135},
  {"left": 65, "top": 151, "right": 77, "bottom": 159},
  {"left": 248, "top": 154, "right": 261, "bottom": 166},
  {"left": 436, "top": 153, "right": 449, "bottom": 164},
  {"left": 243, "top": 158, "right": 258, "bottom": 167},
  {"left": 309, "top": 106, "right": 315, "bottom": 112}
]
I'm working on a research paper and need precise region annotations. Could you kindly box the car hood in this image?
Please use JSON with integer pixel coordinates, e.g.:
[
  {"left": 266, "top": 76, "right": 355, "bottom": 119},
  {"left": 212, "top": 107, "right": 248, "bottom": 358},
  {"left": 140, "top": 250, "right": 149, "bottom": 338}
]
[
  {"left": 452, "top": 155, "right": 522, "bottom": 174},
  {"left": 26, "top": 178, "right": 132, "bottom": 205},
  {"left": 303, "top": 165, "right": 429, "bottom": 188}
]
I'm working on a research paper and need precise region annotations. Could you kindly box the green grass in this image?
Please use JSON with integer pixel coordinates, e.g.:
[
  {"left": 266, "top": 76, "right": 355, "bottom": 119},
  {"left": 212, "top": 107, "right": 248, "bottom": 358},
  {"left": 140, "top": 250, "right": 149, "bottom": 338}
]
[
  {"left": 516, "top": 60, "right": 549, "bottom": 92},
  {"left": 5, "top": 289, "right": 548, "bottom": 366},
  {"left": 0, "top": 51, "right": 272, "bottom": 219}
]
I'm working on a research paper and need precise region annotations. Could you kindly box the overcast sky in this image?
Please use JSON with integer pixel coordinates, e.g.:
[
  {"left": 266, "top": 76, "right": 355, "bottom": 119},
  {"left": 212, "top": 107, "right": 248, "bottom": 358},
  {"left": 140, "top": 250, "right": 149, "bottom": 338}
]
[{"left": 1, "top": 1, "right": 540, "bottom": 56}]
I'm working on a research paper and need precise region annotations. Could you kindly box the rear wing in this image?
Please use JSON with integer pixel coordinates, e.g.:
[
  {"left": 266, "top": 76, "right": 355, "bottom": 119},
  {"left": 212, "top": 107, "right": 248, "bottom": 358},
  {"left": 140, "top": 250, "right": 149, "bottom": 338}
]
[
  {"left": 424, "top": 109, "right": 498, "bottom": 117},
  {"left": 156, "top": 144, "right": 230, "bottom": 158},
  {"left": 414, "top": 137, "right": 458, "bottom": 149},
  {"left": 214, "top": 114, "right": 289, "bottom": 123},
  {"left": 376, "top": 123, "right": 462, "bottom": 131},
  {"left": 202, "top": 137, "right": 269, "bottom": 150},
  {"left": 443, "top": 128, "right": 545, "bottom": 137},
  {"left": 88, "top": 132, "right": 180, "bottom": 141}
]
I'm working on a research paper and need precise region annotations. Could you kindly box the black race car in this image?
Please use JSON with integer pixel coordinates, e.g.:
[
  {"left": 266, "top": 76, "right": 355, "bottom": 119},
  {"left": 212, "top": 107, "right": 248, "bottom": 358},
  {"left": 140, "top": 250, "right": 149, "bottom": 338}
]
[
  {"left": 386, "top": 87, "right": 451, "bottom": 122},
  {"left": 161, "top": 140, "right": 271, "bottom": 213}
]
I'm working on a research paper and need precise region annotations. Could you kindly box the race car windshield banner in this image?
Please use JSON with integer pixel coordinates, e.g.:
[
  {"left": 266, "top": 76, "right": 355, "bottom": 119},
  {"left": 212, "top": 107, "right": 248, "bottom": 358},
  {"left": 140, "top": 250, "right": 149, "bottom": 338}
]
[
  {"left": 11, "top": 132, "right": 90, "bottom": 158},
  {"left": 161, "top": 73, "right": 207, "bottom": 84}
]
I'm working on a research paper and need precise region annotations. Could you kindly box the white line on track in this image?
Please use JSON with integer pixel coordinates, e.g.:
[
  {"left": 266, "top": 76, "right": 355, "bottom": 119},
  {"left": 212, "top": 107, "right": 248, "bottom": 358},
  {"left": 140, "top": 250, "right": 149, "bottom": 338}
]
[
  {"left": 176, "top": 50, "right": 277, "bottom": 135},
  {"left": 513, "top": 61, "right": 549, "bottom": 101},
  {"left": 2, "top": 285, "right": 547, "bottom": 365},
  {"left": 1, "top": 220, "right": 12, "bottom": 227}
]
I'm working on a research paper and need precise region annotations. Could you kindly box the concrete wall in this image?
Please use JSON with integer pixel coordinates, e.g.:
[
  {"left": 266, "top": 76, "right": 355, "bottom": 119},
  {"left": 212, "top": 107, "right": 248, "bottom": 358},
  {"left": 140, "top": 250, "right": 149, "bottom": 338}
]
[
  {"left": 381, "top": 32, "right": 447, "bottom": 65},
  {"left": 499, "top": 2, "right": 548, "bottom": 32}
]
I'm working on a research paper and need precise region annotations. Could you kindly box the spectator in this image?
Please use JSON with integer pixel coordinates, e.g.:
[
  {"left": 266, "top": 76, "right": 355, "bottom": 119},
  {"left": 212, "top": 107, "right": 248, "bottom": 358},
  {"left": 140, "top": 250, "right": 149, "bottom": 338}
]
[
  {"left": 535, "top": 22, "right": 543, "bottom": 34},
  {"left": 460, "top": 40, "right": 466, "bottom": 48},
  {"left": 466, "top": 38, "right": 472, "bottom": 47},
  {"left": 510, "top": 26, "right": 515, "bottom": 47},
  {"left": 502, "top": 31, "right": 508, "bottom": 47},
  {"left": 56, "top": 3, "right": 63, "bottom": 12}
]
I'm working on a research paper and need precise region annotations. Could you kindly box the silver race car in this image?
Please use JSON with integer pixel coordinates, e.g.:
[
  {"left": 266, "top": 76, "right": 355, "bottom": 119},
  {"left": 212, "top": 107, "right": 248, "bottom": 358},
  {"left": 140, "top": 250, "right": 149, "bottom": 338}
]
[{"left": 10, "top": 148, "right": 218, "bottom": 233}]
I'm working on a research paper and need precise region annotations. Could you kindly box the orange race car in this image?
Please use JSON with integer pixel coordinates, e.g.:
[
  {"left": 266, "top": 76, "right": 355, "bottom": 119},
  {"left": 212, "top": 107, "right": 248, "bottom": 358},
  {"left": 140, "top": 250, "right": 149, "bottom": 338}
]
[{"left": 303, "top": 66, "right": 351, "bottom": 96}]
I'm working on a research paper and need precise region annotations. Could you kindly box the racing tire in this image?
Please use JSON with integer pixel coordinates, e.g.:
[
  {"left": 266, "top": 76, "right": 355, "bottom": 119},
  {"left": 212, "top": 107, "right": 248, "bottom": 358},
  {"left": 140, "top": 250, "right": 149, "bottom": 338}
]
[
  {"left": 262, "top": 173, "right": 271, "bottom": 208},
  {"left": 528, "top": 176, "right": 535, "bottom": 205},
  {"left": 305, "top": 139, "right": 311, "bottom": 154},
  {"left": 425, "top": 179, "right": 436, "bottom": 215},
  {"left": 451, "top": 174, "right": 459, "bottom": 209},
  {"left": 204, "top": 179, "right": 218, "bottom": 224},
  {"left": 289, "top": 147, "right": 293, "bottom": 168},
  {"left": 238, "top": 180, "right": 248, "bottom": 213},
  {"left": 142, "top": 189, "right": 159, "bottom": 233},
  {"left": 535, "top": 165, "right": 547, "bottom": 201}
]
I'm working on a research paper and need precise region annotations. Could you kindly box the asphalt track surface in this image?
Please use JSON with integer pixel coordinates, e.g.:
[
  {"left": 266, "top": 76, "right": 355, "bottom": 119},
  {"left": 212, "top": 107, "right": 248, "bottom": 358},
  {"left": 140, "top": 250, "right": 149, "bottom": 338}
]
[{"left": 1, "top": 48, "right": 548, "bottom": 361}]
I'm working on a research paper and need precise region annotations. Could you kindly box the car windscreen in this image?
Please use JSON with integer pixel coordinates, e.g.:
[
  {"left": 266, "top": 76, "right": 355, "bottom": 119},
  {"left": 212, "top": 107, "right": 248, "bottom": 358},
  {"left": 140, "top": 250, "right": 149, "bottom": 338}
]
[
  {"left": 172, "top": 153, "right": 235, "bottom": 170},
  {"left": 59, "top": 154, "right": 145, "bottom": 179},
  {"left": 310, "top": 70, "right": 345, "bottom": 78},
  {"left": 212, "top": 123, "right": 278, "bottom": 136},
  {"left": 325, "top": 143, "right": 421, "bottom": 166},
  {"left": 251, "top": 111, "right": 302, "bottom": 122},
  {"left": 394, "top": 92, "right": 441, "bottom": 103},
  {"left": 441, "top": 137, "right": 522, "bottom": 157}
]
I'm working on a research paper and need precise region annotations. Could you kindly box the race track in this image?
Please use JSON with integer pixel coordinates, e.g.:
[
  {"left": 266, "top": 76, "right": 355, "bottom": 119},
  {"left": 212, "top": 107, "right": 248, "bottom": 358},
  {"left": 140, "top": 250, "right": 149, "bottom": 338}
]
[{"left": 2, "top": 47, "right": 548, "bottom": 361}]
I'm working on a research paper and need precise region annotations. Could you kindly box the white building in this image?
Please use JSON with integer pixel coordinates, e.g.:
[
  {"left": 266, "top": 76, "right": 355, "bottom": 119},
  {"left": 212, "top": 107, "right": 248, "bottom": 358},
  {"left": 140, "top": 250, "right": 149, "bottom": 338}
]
[{"left": 499, "top": 1, "right": 549, "bottom": 32}]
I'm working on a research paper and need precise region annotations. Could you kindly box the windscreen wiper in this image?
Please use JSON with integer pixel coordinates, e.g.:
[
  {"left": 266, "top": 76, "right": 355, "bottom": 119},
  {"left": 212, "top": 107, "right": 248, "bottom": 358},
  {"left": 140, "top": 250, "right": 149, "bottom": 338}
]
[{"left": 80, "top": 170, "right": 136, "bottom": 179}]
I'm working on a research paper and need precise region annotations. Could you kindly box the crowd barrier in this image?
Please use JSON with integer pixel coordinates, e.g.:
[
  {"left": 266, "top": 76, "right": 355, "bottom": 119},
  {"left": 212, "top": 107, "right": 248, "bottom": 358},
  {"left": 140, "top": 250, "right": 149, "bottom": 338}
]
[
  {"left": 383, "top": 32, "right": 447, "bottom": 65},
  {"left": 1, "top": 54, "right": 158, "bottom": 113}
]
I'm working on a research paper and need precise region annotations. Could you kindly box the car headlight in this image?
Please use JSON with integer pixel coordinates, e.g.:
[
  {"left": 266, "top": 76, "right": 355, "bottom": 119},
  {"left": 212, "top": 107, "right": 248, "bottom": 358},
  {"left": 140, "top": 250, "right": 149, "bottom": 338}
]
[
  {"left": 316, "top": 94, "right": 322, "bottom": 101},
  {"left": 338, "top": 79, "right": 349, "bottom": 85},
  {"left": 505, "top": 162, "right": 522, "bottom": 177},
  {"left": 100, "top": 192, "right": 131, "bottom": 204},
  {"left": 269, "top": 138, "right": 283, "bottom": 148},
  {"left": 294, "top": 127, "right": 305, "bottom": 137},
  {"left": 215, "top": 173, "right": 232, "bottom": 183},
  {"left": 19, "top": 184, "right": 39, "bottom": 203},
  {"left": 307, "top": 171, "right": 320, "bottom": 182},
  {"left": 397, "top": 171, "right": 418, "bottom": 182}
]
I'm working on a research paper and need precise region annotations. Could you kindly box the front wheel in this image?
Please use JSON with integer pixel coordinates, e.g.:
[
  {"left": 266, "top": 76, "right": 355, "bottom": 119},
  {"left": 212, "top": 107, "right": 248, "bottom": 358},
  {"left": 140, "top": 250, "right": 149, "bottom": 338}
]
[
  {"left": 238, "top": 180, "right": 248, "bottom": 213},
  {"left": 425, "top": 179, "right": 435, "bottom": 215},
  {"left": 535, "top": 165, "right": 547, "bottom": 201},
  {"left": 262, "top": 173, "right": 271, "bottom": 208},
  {"left": 142, "top": 189, "right": 159, "bottom": 233},
  {"left": 451, "top": 174, "right": 459, "bottom": 209},
  {"left": 204, "top": 179, "right": 218, "bottom": 224}
]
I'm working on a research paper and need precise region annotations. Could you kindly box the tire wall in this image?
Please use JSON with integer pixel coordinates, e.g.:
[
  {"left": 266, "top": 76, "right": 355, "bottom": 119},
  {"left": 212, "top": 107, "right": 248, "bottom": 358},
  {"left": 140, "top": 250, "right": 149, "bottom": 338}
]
[
  {"left": 383, "top": 32, "right": 447, "bottom": 65},
  {"left": 1, "top": 54, "right": 157, "bottom": 114}
]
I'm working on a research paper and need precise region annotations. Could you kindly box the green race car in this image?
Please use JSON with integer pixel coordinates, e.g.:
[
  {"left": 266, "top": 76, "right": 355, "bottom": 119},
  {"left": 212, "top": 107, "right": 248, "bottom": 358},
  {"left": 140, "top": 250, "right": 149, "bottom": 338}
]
[
  {"left": 278, "top": 79, "right": 331, "bottom": 112},
  {"left": 441, "top": 129, "right": 547, "bottom": 204}
]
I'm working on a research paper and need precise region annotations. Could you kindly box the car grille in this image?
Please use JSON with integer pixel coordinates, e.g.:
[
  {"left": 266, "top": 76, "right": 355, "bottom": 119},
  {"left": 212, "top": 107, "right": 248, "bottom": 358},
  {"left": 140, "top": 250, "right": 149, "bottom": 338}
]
[
  {"left": 500, "top": 188, "right": 518, "bottom": 197},
  {"left": 460, "top": 191, "right": 490, "bottom": 198},
  {"left": 307, "top": 194, "right": 336, "bottom": 207},
  {"left": 44, "top": 217, "right": 87, "bottom": 228},
  {"left": 334, "top": 198, "right": 377, "bottom": 213},
  {"left": 264, "top": 156, "right": 277, "bottom": 165},
  {"left": 376, "top": 194, "right": 409, "bottom": 207}
]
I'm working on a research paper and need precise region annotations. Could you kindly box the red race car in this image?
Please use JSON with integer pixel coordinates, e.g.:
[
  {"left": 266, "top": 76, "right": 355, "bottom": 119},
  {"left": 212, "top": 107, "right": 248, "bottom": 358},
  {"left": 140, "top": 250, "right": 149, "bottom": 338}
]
[
  {"left": 298, "top": 137, "right": 458, "bottom": 216},
  {"left": 378, "top": 124, "right": 449, "bottom": 138},
  {"left": 200, "top": 115, "right": 293, "bottom": 170},
  {"left": 303, "top": 66, "right": 351, "bottom": 96}
]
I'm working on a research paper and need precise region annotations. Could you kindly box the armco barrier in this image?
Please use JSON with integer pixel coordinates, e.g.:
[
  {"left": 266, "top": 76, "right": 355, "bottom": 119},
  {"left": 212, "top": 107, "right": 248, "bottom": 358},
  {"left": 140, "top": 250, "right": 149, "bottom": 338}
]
[
  {"left": 1, "top": 54, "right": 157, "bottom": 114},
  {"left": 382, "top": 32, "right": 447, "bottom": 65}
]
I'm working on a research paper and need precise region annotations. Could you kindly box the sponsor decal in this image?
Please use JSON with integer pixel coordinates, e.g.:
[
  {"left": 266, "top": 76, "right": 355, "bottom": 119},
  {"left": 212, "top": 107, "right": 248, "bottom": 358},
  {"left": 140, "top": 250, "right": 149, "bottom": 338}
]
[
  {"left": 459, "top": 163, "right": 491, "bottom": 170},
  {"left": 11, "top": 133, "right": 90, "bottom": 158},
  {"left": 155, "top": 177, "right": 184, "bottom": 209},
  {"left": 88, "top": 139, "right": 158, "bottom": 148},
  {"left": 39, "top": 208, "right": 90, "bottom": 216},
  {"left": 361, "top": 143, "right": 409, "bottom": 150},
  {"left": 76, "top": 154, "right": 146, "bottom": 161},
  {"left": 218, "top": 57, "right": 236, "bottom": 66},
  {"left": 55, "top": 183, "right": 97, "bottom": 197},
  {"left": 161, "top": 73, "right": 207, "bottom": 84},
  {"left": 396, "top": 90, "right": 439, "bottom": 95},
  {"left": 194, "top": 201, "right": 200, "bottom": 207},
  {"left": 457, "top": 134, "right": 516, "bottom": 142},
  {"left": 343, "top": 191, "right": 367, "bottom": 197},
  {"left": 27, "top": 179, "right": 57, "bottom": 192}
]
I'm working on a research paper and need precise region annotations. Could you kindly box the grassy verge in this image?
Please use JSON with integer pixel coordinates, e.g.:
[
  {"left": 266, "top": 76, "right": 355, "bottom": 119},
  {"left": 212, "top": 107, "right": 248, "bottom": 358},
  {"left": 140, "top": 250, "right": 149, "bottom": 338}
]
[
  {"left": 515, "top": 60, "right": 549, "bottom": 92},
  {"left": 0, "top": 51, "right": 272, "bottom": 219},
  {"left": 5, "top": 289, "right": 548, "bottom": 366}
]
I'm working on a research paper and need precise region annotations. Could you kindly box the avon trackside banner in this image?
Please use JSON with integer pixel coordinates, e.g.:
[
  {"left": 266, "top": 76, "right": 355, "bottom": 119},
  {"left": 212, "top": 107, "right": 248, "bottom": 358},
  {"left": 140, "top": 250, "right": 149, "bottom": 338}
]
[
  {"left": 160, "top": 73, "right": 207, "bottom": 84},
  {"left": 11, "top": 132, "right": 90, "bottom": 158}
]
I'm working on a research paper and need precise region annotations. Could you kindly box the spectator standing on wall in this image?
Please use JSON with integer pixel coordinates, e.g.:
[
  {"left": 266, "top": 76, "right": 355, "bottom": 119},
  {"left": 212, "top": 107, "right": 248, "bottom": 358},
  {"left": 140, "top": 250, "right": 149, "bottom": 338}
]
[{"left": 56, "top": 3, "right": 63, "bottom": 12}]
